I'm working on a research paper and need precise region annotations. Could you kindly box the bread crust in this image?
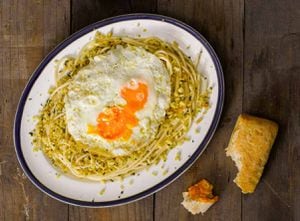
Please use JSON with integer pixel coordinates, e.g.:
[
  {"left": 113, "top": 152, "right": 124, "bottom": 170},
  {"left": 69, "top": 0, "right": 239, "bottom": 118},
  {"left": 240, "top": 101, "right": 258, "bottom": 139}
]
[{"left": 226, "top": 114, "right": 278, "bottom": 193}]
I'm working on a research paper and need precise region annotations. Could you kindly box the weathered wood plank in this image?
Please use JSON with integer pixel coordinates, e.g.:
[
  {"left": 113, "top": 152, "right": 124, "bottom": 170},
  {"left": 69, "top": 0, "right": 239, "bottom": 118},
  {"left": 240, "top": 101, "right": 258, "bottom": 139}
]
[
  {"left": 0, "top": 0, "right": 70, "bottom": 220},
  {"left": 243, "top": 0, "right": 300, "bottom": 220},
  {"left": 71, "top": 0, "right": 156, "bottom": 33},
  {"left": 69, "top": 197, "right": 153, "bottom": 221},
  {"left": 155, "top": 0, "right": 244, "bottom": 220},
  {"left": 69, "top": 1, "right": 157, "bottom": 221}
]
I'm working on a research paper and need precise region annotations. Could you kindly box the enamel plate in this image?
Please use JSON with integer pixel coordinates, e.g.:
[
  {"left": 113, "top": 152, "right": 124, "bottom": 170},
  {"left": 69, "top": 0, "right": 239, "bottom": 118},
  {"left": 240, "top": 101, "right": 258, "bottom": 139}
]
[{"left": 14, "top": 14, "right": 224, "bottom": 207}]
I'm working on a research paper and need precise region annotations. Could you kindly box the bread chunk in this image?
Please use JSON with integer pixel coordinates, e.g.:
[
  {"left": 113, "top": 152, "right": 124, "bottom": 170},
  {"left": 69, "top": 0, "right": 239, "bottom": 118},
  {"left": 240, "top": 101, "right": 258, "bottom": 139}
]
[
  {"left": 226, "top": 114, "right": 278, "bottom": 193},
  {"left": 181, "top": 179, "right": 218, "bottom": 215}
]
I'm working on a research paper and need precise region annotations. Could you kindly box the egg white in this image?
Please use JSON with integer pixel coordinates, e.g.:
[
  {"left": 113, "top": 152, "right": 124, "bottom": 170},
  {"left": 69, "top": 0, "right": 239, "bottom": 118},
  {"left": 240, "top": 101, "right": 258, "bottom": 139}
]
[{"left": 64, "top": 46, "right": 171, "bottom": 155}]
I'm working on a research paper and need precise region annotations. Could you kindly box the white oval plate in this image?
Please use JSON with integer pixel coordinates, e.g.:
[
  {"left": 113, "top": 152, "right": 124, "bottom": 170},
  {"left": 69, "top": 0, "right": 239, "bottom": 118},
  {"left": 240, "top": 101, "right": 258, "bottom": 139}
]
[{"left": 14, "top": 14, "right": 224, "bottom": 207}]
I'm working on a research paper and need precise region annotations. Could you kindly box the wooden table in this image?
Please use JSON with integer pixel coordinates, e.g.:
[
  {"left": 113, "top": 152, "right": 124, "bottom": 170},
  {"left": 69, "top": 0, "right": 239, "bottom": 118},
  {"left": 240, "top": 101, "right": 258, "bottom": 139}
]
[{"left": 1, "top": 0, "right": 299, "bottom": 220}]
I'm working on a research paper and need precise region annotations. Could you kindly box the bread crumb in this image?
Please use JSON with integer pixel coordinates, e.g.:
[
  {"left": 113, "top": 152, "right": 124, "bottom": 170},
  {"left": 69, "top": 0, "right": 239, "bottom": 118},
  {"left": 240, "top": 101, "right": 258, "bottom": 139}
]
[{"left": 181, "top": 179, "right": 218, "bottom": 215}]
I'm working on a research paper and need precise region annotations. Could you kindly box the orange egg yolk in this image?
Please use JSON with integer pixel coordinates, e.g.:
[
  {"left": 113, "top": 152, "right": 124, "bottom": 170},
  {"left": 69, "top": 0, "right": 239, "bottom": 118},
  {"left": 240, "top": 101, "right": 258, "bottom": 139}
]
[{"left": 87, "top": 80, "right": 148, "bottom": 140}]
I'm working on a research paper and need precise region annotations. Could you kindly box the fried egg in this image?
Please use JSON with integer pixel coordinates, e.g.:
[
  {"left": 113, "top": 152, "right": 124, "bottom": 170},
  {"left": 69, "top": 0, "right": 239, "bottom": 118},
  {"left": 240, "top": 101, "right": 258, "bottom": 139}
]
[{"left": 65, "top": 46, "right": 171, "bottom": 155}]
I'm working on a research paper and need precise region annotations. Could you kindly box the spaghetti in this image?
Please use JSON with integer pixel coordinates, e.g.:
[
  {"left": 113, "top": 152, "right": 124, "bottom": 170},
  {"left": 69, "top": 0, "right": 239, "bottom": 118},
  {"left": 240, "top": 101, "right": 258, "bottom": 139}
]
[{"left": 32, "top": 32, "right": 210, "bottom": 181}]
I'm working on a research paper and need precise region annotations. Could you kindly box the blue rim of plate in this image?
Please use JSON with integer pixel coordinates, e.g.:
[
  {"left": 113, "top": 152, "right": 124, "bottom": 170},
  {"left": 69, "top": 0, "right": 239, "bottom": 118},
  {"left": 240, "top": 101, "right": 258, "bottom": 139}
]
[{"left": 13, "top": 13, "right": 224, "bottom": 207}]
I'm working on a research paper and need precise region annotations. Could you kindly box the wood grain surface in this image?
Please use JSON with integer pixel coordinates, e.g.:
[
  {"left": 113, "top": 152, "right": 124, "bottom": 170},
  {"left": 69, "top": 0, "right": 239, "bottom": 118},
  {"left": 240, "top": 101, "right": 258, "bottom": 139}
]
[{"left": 0, "top": 0, "right": 299, "bottom": 220}]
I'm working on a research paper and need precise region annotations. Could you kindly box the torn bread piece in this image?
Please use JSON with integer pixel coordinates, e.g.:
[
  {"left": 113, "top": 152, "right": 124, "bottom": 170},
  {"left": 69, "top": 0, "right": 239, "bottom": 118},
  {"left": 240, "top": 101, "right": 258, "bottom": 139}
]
[
  {"left": 226, "top": 114, "right": 278, "bottom": 194},
  {"left": 181, "top": 179, "right": 219, "bottom": 215}
]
